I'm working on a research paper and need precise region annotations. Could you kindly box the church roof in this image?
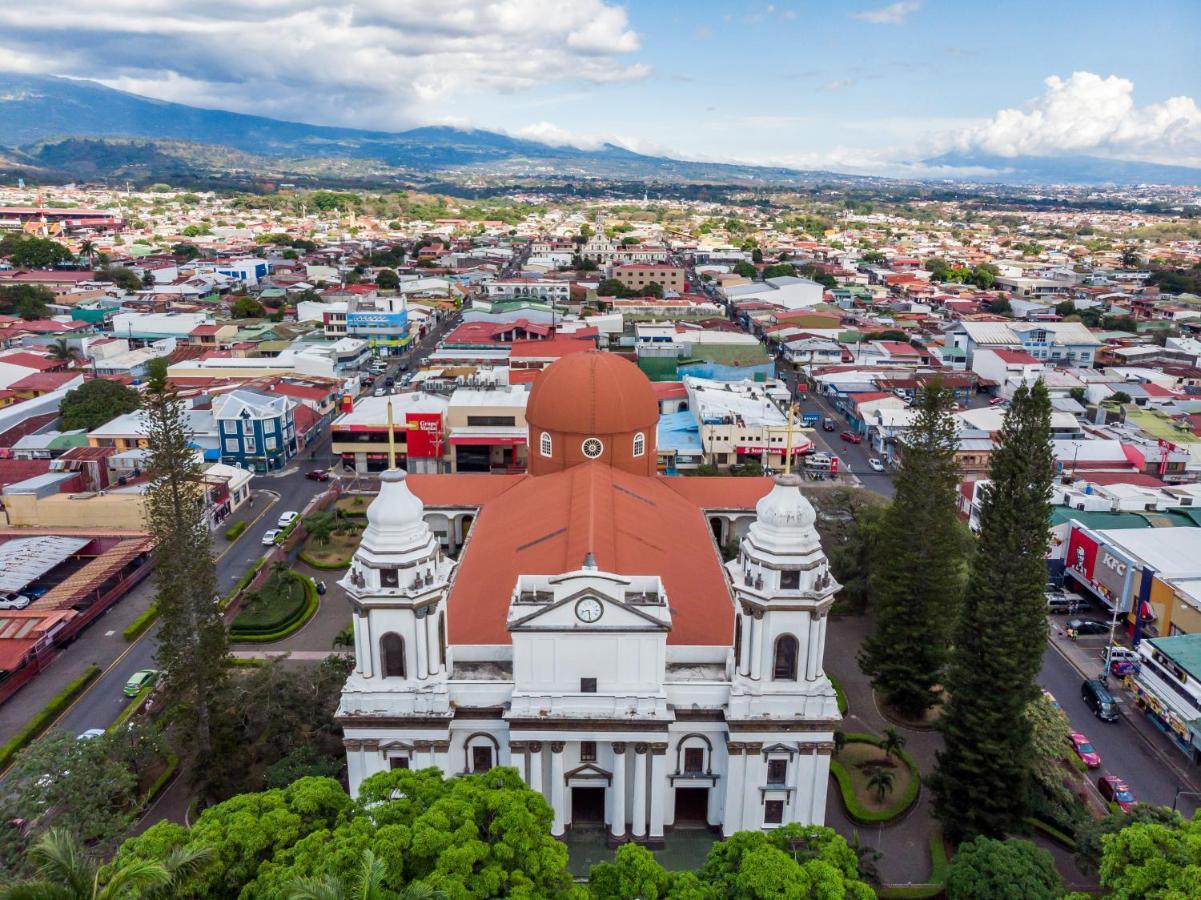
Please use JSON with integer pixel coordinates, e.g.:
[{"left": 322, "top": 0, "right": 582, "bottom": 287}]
[
  {"left": 407, "top": 464, "right": 763, "bottom": 648},
  {"left": 526, "top": 351, "right": 659, "bottom": 436}
]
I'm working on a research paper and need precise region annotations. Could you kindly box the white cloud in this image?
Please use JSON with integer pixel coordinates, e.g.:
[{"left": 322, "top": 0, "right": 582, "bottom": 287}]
[
  {"left": 819, "top": 79, "right": 855, "bottom": 92},
  {"left": 852, "top": 2, "right": 921, "bottom": 25},
  {"left": 0, "top": 0, "right": 648, "bottom": 129},
  {"left": 951, "top": 71, "right": 1201, "bottom": 166}
]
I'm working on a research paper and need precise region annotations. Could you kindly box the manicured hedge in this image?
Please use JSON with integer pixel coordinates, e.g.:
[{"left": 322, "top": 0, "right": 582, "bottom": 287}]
[
  {"left": 123, "top": 605, "right": 159, "bottom": 641},
  {"left": 829, "top": 672, "right": 848, "bottom": 716},
  {"left": 142, "top": 751, "right": 179, "bottom": 807},
  {"left": 224, "top": 521, "right": 247, "bottom": 541},
  {"left": 1026, "top": 816, "right": 1078, "bottom": 850},
  {"left": 274, "top": 517, "right": 301, "bottom": 545},
  {"left": 230, "top": 574, "right": 319, "bottom": 643},
  {"left": 829, "top": 732, "right": 922, "bottom": 825},
  {"left": 221, "top": 556, "right": 266, "bottom": 610},
  {"left": 111, "top": 685, "right": 153, "bottom": 732},
  {"left": 298, "top": 550, "right": 352, "bottom": 570},
  {"left": 231, "top": 573, "right": 308, "bottom": 634},
  {"left": 0, "top": 665, "right": 102, "bottom": 770},
  {"left": 226, "top": 656, "right": 268, "bottom": 668}
]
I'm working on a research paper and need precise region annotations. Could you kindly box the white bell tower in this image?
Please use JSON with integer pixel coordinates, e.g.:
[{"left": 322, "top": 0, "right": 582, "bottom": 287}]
[{"left": 724, "top": 473, "right": 840, "bottom": 718}]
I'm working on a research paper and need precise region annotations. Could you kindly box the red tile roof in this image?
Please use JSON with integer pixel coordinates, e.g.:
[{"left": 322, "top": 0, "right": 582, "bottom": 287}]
[
  {"left": 7, "top": 372, "right": 78, "bottom": 392},
  {"left": 989, "top": 348, "right": 1041, "bottom": 365},
  {"left": 0, "top": 353, "right": 61, "bottom": 372}
]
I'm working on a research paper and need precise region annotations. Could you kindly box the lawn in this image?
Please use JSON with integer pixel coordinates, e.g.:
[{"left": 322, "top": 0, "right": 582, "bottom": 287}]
[
  {"left": 300, "top": 529, "right": 361, "bottom": 569},
  {"left": 232, "top": 570, "right": 307, "bottom": 633},
  {"left": 335, "top": 495, "right": 371, "bottom": 516},
  {"left": 835, "top": 742, "right": 917, "bottom": 817}
]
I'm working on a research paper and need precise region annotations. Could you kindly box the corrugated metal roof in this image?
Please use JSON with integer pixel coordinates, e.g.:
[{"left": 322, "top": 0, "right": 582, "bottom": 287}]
[{"left": 0, "top": 536, "right": 90, "bottom": 593}]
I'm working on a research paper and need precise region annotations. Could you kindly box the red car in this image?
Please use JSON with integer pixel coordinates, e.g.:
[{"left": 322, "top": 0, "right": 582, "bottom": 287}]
[
  {"left": 305, "top": 470, "right": 331, "bottom": 482},
  {"left": 839, "top": 431, "right": 862, "bottom": 444},
  {"left": 1098, "top": 775, "right": 1136, "bottom": 812},
  {"left": 1069, "top": 732, "right": 1101, "bottom": 769}
]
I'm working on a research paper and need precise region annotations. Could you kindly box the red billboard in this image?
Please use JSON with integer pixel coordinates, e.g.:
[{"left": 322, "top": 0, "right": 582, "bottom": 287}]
[
  {"left": 1066, "top": 527, "right": 1099, "bottom": 582},
  {"left": 405, "top": 412, "right": 444, "bottom": 458}
]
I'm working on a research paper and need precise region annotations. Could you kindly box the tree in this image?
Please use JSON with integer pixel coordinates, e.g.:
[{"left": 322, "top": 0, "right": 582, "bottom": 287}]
[
  {"left": 698, "top": 825, "right": 874, "bottom": 900},
  {"left": 181, "top": 224, "right": 211, "bottom": 237},
  {"left": 47, "top": 338, "right": 81, "bottom": 366},
  {"left": 1024, "top": 695, "right": 1081, "bottom": 834},
  {"left": 751, "top": 247, "right": 763, "bottom": 263},
  {"left": 588, "top": 843, "right": 669, "bottom": 900},
  {"left": 375, "top": 269, "right": 399, "bottom": 290},
  {"left": 1075, "top": 805, "right": 1182, "bottom": 875},
  {"left": 732, "top": 261, "right": 757, "bottom": 279},
  {"left": 880, "top": 727, "right": 905, "bottom": 762},
  {"left": 304, "top": 511, "right": 336, "bottom": 547},
  {"left": 1095, "top": 815, "right": 1201, "bottom": 898},
  {"left": 932, "top": 382, "right": 1056, "bottom": 841},
  {"left": 0, "top": 236, "right": 72, "bottom": 269},
  {"left": 643, "top": 281, "right": 664, "bottom": 298},
  {"left": 0, "top": 828, "right": 211, "bottom": 900},
  {"left": 143, "top": 363, "right": 227, "bottom": 774},
  {"left": 861, "top": 250, "right": 886, "bottom": 265},
  {"left": 141, "top": 270, "right": 156, "bottom": 289},
  {"left": 78, "top": 239, "right": 97, "bottom": 268},
  {"left": 985, "top": 297, "right": 1012, "bottom": 315},
  {"left": 866, "top": 767, "right": 894, "bottom": 803},
  {"left": 231, "top": 296, "right": 266, "bottom": 319},
  {"left": 1109, "top": 390, "right": 1132, "bottom": 404},
  {"left": 859, "top": 378, "right": 968, "bottom": 719},
  {"left": 761, "top": 263, "right": 797, "bottom": 279},
  {"left": 60, "top": 379, "right": 141, "bottom": 431},
  {"left": 95, "top": 267, "right": 143, "bottom": 292},
  {"left": 597, "top": 278, "right": 627, "bottom": 297},
  {"left": 945, "top": 836, "right": 1063, "bottom": 900},
  {"left": 0, "top": 284, "right": 54, "bottom": 320},
  {"left": 1055, "top": 300, "right": 1076, "bottom": 317}
]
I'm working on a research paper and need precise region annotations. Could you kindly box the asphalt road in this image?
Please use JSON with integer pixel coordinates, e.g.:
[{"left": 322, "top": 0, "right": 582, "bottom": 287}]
[{"left": 1039, "top": 642, "right": 1198, "bottom": 817}]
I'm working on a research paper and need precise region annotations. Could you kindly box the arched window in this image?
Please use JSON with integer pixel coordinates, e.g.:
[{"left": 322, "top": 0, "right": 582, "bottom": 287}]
[
  {"left": 380, "top": 632, "right": 406, "bottom": 678},
  {"left": 633, "top": 432, "right": 645, "bottom": 457},
  {"left": 540, "top": 431, "right": 553, "bottom": 457},
  {"left": 773, "top": 634, "right": 799, "bottom": 681}
]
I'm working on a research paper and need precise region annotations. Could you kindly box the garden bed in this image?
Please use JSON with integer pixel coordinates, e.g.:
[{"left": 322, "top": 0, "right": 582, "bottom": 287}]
[
  {"left": 334, "top": 496, "right": 370, "bottom": 517},
  {"left": 230, "top": 570, "right": 318, "bottom": 641},
  {"left": 830, "top": 732, "right": 921, "bottom": 825},
  {"left": 298, "top": 529, "right": 360, "bottom": 569}
]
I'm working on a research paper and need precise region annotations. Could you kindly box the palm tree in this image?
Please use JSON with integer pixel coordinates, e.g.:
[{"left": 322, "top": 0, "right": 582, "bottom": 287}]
[
  {"left": 304, "top": 511, "right": 336, "bottom": 547},
  {"left": 282, "top": 850, "right": 445, "bottom": 900},
  {"left": 0, "top": 828, "right": 211, "bottom": 900},
  {"left": 866, "top": 767, "right": 895, "bottom": 804},
  {"left": 47, "top": 338, "right": 81, "bottom": 366},
  {"left": 331, "top": 624, "right": 355, "bottom": 652},
  {"left": 880, "top": 727, "right": 906, "bottom": 762},
  {"left": 833, "top": 730, "right": 847, "bottom": 757},
  {"left": 78, "top": 239, "right": 96, "bottom": 268}
]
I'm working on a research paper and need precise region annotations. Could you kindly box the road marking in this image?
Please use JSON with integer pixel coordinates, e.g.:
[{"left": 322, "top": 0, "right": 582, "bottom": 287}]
[{"left": 105, "top": 630, "right": 115, "bottom": 637}]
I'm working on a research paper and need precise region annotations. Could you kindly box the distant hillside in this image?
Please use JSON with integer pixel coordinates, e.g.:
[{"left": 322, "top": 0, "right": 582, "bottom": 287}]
[{"left": 924, "top": 151, "right": 1201, "bottom": 186}]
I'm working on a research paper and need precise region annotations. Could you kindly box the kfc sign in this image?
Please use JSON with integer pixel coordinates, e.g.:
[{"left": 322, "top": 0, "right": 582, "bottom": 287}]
[{"left": 1095, "top": 548, "right": 1132, "bottom": 599}]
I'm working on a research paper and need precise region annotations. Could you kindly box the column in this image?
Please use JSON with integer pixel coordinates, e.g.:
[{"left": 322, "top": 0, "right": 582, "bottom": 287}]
[
  {"left": 738, "top": 611, "right": 752, "bottom": 676},
  {"left": 805, "top": 612, "right": 821, "bottom": 680},
  {"left": 811, "top": 746, "right": 831, "bottom": 827},
  {"left": 361, "top": 611, "right": 373, "bottom": 678},
  {"left": 510, "top": 742, "right": 527, "bottom": 784},
  {"left": 723, "top": 742, "right": 745, "bottom": 834},
  {"left": 529, "top": 742, "right": 544, "bottom": 798},
  {"left": 426, "top": 611, "right": 440, "bottom": 674},
  {"left": 345, "top": 739, "right": 364, "bottom": 794},
  {"left": 631, "top": 744, "right": 648, "bottom": 840},
  {"left": 610, "top": 742, "right": 627, "bottom": 842},
  {"left": 791, "top": 746, "right": 816, "bottom": 824},
  {"left": 742, "top": 744, "right": 763, "bottom": 830},
  {"left": 413, "top": 740, "right": 432, "bottom": 770},
  {"left": 649, "top": 744, "right": 667, "bottom": 844},
  {"left": 550, "top": 742, "right": 566, "bottom": 837},
  {"left": 414, "top": 612, "right": 428, "bottom": 680},
  {"left": 353, "top": 611, "right": 366, "bottom": 675},
  {"left": 814, "top": 609, "right": 829, "bottom": 676},
  {"left": 748, "top": 612, "right": 763, "bottom": 681},
  {"left": 796, "top": 611, "right": 811, "bottom": 684}
]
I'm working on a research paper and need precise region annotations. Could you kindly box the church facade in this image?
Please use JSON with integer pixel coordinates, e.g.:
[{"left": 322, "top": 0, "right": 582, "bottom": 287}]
[{"left": 337, "top": 352, "right": 840, "bottom": 844}]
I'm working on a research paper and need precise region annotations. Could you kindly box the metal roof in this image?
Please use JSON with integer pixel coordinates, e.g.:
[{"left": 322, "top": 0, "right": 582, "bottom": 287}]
[{"left": 0, "top": 536, "right": 90, "bottom": 593}]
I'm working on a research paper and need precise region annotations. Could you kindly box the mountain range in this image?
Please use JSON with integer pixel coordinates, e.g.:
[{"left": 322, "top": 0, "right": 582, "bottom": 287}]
[{"left": 0, "top": 73, "right": 1197, "bottom": 188}]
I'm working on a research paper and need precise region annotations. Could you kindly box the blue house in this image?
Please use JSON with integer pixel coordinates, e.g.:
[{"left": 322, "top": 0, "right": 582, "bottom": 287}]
[{"left": 215, "top": 389, "right": 297, "bottom": 472}]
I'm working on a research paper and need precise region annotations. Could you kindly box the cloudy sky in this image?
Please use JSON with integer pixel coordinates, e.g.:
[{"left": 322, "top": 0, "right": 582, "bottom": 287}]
[{"left": 0, "top": 0, "right": 1199, "bottom": 174}]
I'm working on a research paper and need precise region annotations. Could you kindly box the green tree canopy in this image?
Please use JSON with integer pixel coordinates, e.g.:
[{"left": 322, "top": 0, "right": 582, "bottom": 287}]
[
  {"left": 60, "top": 378, "right": 142, "bottom": 431},
  {"left": 376, "top": 268, "right": 400, "bottom": 290},
  {"left": 1096, "top": 815, "right": 1201, "bottom": 899},
  {"left": 95, "top": 266, "right": 144, "bottom": 292},
  {"left": 732, "top": 261, "right": 757, "bottom": 279},
  {"left": 945, "top": 836, "right": 1063, "bottom": 900},
  {"left": 0, "top": 235, "right": 73, "bottom": 268},
  {"left": 0, "top": 284, "right": 54, "bottom": 319},
  {"left": 231, "top": 296, "right": 267, "bottom": 318},
  {"left": 1075, "top": 805, "right": 1182, "bottom": 876}
]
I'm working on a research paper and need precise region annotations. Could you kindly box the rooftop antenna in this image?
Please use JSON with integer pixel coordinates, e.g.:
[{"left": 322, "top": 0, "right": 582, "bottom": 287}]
[{"left": 386, "top": 398, "right": 397, "bottom": 470}]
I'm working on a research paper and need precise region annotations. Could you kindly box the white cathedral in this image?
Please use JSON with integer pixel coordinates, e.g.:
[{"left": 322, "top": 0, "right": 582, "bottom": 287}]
[{"left": 337, "top": 352, "right": 840, "bottom": 845}]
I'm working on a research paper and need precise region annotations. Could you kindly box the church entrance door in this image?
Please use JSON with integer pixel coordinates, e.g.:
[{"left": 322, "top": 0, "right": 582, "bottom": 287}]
[
  {"left": 571, "top": 787, "right": 606, "bottom": 827},
  {"left": 673, "top": 787, "right": 709, "bottom": 827}
]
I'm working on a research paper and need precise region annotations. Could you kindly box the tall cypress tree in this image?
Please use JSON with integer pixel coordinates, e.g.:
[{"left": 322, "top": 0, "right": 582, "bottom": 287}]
[
  {"left": 143, "top": 360, "right": 227, "bottom": 766},
  {"left": 859, "top": 377, "right": 967, "bottom": 719},
  {"left": 932, "top": 381, "right": 1055, "bottom": 842}
]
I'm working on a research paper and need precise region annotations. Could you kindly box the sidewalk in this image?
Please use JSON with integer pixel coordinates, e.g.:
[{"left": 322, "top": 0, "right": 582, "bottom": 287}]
[{"left": 1047, "top": 623, "right": 1201, "bottom": 793}]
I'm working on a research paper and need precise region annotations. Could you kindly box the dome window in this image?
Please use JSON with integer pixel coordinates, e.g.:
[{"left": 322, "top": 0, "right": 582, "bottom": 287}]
[
  {"left": 582, "top": 438, "right": 604, "bottom": 459},
  {"left": 540, "top": 431, "right": 553, "bottom": 458},
  {"left": 633, "top": 432, "right": 645, "bottom": 457}
]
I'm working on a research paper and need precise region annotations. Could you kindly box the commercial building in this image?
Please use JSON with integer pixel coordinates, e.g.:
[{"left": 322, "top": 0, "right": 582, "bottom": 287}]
[
  {"left": 214, "top": 390, "right": 298, "bottom": 472},
  {"left": 346, "top": 295, "right": 411, "bottom": 357},
  {"left": 684, "top": 376, "right": 812, "bottom": 471},
  {"left": 611, "top": 265, "right": 685, "bottom": 295}
]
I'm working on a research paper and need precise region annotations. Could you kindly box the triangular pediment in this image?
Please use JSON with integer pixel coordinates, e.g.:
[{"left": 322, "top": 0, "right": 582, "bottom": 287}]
[{"left": 509, "top": 586, "right": 669, "bottom": 632}]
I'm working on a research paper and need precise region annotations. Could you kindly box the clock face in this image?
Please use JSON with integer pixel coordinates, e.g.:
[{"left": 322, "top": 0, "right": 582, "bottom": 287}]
[
  {"left": 581, "top": 438, "right": 604, "bottom": 459},
  {"left": 575, "top": 596, "right": 603, "bottom": 623}
]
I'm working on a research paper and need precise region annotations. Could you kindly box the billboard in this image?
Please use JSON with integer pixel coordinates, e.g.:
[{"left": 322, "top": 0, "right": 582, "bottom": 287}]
[
  {"left": 1066, "top": 525, "right": 1135, "bottom": 611},
  {"left": 405, "top": 412, "right": 443, "bottom": 458}
]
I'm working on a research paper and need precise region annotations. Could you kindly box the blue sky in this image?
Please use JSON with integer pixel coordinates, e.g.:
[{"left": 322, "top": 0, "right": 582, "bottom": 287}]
[{"left": 1, "top": 0, "right": 1199, "bottom": 173}]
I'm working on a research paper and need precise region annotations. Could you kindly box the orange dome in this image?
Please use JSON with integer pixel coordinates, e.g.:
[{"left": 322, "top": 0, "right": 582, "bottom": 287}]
[
  {"left": 527, "top": 352, "right": 659, "bottom": 435},
  {"left": 526, "top": 352, "right": 660, "bottom": 477}
]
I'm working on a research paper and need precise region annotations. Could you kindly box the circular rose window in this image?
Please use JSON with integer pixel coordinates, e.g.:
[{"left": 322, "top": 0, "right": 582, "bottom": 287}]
[{"left": 581, "top": 438, "right": 604, "bottom": 459}]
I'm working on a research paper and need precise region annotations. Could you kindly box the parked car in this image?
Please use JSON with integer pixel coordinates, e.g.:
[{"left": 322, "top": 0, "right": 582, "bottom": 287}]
[
  {"left": 25, "top": 586, "right": 49, "bottom": 600},
  {"left": 1098, "top": 774, "right": 1136, "bottom": 812},
  {"left": 305, "top": 470, "right": 331, "bottom": 482},
  {"left": 261, "top": 529, "right": 281, "bottom": 546},
  {"left": 123, "top": 669, "right": 158, "bottom": 697},
  {"left": 1041, "top": 689, "right": 1061, "bottom": 710},
  {"left": 1068, "top": 732, "right": 1101, "bottom": 768},
  {"left": 989, "top": 397, "right": 1006, "bottom": 406},
  {"left": 1066, "top": 618, "right": 1109, "bottom": 636},
  {"left": 0, "top": 593, "right": 31, "bottom": 610},
  {"left": 77, "top": 728, "right": 106, "bottom": 741},
  {"left": 1111, "top": 660, "right": 1139, "bottom": 678},
  {"left": 1082, "top": 678, "right": 1120, "bottom": 722},
  {"left": 839, "top": 431, "right": 862, "bottom": 444},
  {"left": 1047, "top": 591, "right": 1085, "bottom": 614},
  {"left": 277, "top": 511, "right": 299, "bottom": 528},
  {"left": 1106, "top": 646, "right": 1140, "bottom": 665},
  {"left": 822, "top": 417, "right": 836, "bottom": 432},
  {"left": 867, "top": 458, "right": 885, "bottom": 473},
  {"left": 373, "top": 387, "right": 387, "bottom": 397}
]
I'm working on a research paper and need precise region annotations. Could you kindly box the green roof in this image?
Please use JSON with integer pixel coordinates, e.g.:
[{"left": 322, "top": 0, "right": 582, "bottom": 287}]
[
  {"left": 1148, "top": 634, "right": 1201, "bottom": 677},
  {"left": 1125, "top": 409, "right": 1201, "bottom": 444},
  {"left": 1050, "top": 509, "right": 1156, "bottom": 530},
  {"left": 687, "top": 344, "right": 772, "bottom": 366},
  {"left": 47, "top": 432, "right": 90, "bottom": 451}
]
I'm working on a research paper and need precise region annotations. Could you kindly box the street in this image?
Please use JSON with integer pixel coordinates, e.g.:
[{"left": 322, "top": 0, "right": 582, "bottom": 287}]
[{"left": 1039, "top": 641, "right": 1199, "bottom": 817}]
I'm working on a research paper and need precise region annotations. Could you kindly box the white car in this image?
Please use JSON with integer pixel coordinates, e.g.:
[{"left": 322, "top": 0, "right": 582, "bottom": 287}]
[
  {"left": 277, "top": 511, "right": 299, "bottom": 528},
  {"left": 867, "top": 458, "right": 885, "bottom": 473},
  {"left": 0, "top": 592, "right": 31, "bottom": 610},
  {"left": 261, "top": 529, "right": 281, "bottom": 546},
  {"left": 77, "top": 728, "right": 106, "bottom": 741}
]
